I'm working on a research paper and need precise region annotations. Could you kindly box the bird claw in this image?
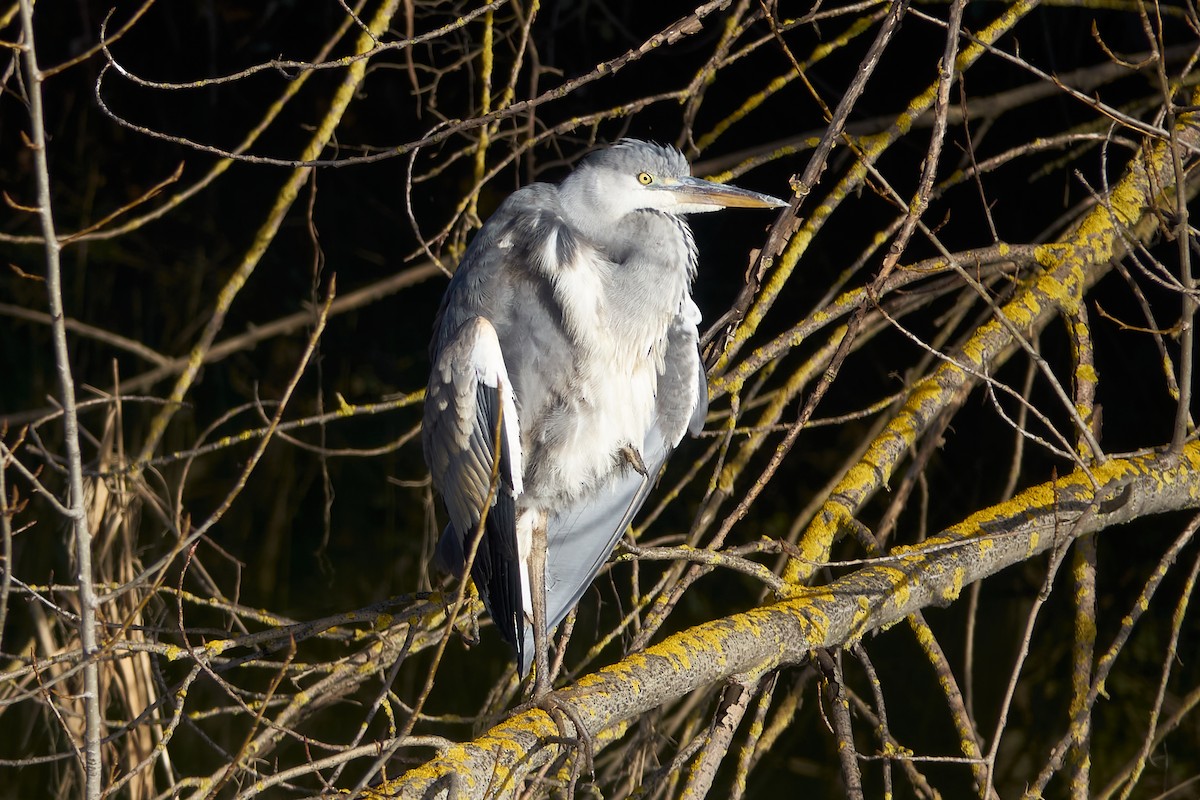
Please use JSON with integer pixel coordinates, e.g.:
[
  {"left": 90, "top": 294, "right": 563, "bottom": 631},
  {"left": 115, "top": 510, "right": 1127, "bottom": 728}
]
[
  {"left": 510, "top": 690, "right": 595, "bottom": 785},
  {"left": 619, "top": 444, "right": 648, "bottom": 476}
]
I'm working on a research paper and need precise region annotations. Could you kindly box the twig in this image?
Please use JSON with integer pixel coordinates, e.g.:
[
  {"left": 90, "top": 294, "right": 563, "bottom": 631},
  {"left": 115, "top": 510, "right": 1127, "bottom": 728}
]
[
  {"left": 0, "top": 433, "right": 13, "bottom": 659},
  {"left": 984, "top": 491, "right": 1084, "bottom": 796},
  {"left": 0, "top": 302, "right": 171, "bottom": 368},
  {"left": 1022, "top": 512, "right": 1200, "bottom": 797},
  {"left": 617, "top": 543, "right": 785, "bottom": 593},
  {"left": 93, "top": 1, "right": 732, "bottom": 170},
  {"left": 680, "top": 672, "right": 760, "bottom": 800},
  {"left": 17, "top": 2, "right": 104, "bottom": 796},
  {"left": 816, "top": 650, "right": 864, "bottom": 800},
  {"left": 1112, "top": 544, "right": 1200, "bottom": 800}
]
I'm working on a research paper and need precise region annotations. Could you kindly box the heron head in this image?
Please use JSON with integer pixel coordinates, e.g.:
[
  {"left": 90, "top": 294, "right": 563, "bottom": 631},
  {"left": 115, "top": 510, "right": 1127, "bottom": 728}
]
[{"left": 560, "top": 139, "right": 788, "bottom": 226}]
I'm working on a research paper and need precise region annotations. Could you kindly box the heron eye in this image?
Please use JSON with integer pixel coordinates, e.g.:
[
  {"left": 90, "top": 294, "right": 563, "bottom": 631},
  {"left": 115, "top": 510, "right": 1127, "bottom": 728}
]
[{"left": 637, "top": 172, "right": 654, "bottom": 185}]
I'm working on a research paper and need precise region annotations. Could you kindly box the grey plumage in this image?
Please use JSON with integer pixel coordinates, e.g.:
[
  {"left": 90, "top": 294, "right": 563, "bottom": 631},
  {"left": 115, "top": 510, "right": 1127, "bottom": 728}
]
[{"left": 423, "top": 139, "right": 785, "bottom": 679}]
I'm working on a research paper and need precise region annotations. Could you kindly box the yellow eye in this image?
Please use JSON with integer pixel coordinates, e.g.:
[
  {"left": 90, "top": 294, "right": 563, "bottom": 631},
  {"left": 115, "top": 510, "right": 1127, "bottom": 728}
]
[{"left": 637, "top": 172, "right": 654, "bottom": 185}]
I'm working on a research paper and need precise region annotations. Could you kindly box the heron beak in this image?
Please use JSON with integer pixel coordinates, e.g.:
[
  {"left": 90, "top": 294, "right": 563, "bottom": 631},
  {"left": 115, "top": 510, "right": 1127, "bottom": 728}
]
[{"left": 662, "top": 175, "right": 789, "bottom": 209}]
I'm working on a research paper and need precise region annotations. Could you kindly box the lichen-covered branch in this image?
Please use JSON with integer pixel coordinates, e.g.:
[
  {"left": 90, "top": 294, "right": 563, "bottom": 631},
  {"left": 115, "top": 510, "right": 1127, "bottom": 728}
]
[
  {"left": 378, "top": 442, "right": 1200, "bottom": 799},
  {"left": 785, "top": 90, "right": 1200, "bottom": 585}
]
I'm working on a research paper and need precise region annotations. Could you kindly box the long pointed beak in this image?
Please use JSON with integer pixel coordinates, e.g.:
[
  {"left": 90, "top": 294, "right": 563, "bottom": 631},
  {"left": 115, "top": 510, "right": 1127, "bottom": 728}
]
[{"left": 661, "top": 175, "right": 788, "bottom": 209}]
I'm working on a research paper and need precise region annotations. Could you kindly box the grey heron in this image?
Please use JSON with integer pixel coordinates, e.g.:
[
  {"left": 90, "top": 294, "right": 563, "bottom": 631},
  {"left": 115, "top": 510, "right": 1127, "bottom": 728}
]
[{"left": 423, "top": 139, "right": 786, "bottom": 694}]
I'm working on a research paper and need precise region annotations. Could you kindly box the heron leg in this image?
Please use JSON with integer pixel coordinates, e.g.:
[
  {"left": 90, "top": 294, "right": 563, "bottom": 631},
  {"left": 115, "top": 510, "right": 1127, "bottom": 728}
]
[{"left": 529, "top": 516, "right": 552, "bottom": 699}]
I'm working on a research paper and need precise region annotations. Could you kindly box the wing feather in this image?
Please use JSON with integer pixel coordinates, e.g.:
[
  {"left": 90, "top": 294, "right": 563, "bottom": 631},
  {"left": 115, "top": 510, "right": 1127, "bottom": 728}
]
[{"left": 423, "top": 317, "right": 527, "bottom": 655}]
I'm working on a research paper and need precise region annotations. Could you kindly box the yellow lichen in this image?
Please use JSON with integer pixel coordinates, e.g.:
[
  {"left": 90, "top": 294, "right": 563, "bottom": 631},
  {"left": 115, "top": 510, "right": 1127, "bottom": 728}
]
[
  {"left": 944, "top": 567, "right": 965, "bottom": 602},
  {"left": 204, "top": 639, "right": 230, "bottom": 656}
]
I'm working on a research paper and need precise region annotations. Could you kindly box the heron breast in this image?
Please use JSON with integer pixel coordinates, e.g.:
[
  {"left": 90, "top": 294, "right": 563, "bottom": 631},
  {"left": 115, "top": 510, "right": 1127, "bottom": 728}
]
[
  {"left": 522, "top": 351, "right": 658, "bottom": 509},
  {"left": 519, "top": 214, "right": 683, "bottom": 508}
]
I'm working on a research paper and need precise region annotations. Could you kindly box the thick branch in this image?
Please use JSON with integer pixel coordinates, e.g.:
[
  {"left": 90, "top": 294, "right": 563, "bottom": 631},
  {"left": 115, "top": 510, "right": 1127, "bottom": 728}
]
[
  {"left": 377, "top": 443, "right": 1200, "bottom": 799},
  {"left": 786, "top": 90, "right": 1200, "bottom": 583}
]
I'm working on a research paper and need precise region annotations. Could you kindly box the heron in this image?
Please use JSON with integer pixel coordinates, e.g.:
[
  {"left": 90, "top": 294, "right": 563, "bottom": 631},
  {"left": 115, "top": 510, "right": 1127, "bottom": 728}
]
[{"left": 423, "top": 139, "right": 786, "bottom": 695}]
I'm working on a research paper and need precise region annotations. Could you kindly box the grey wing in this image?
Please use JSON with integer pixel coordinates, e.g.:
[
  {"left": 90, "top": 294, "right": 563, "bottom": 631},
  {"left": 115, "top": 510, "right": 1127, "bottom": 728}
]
[
  {"left": 521, "top": 298, "right": 708, "bottom": 670},
  {"left": 429, "top": 184, "right": 600, "bottom": 674},
  {"left": 422, "top": 316, "right": 527, "bottom": 656}
]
